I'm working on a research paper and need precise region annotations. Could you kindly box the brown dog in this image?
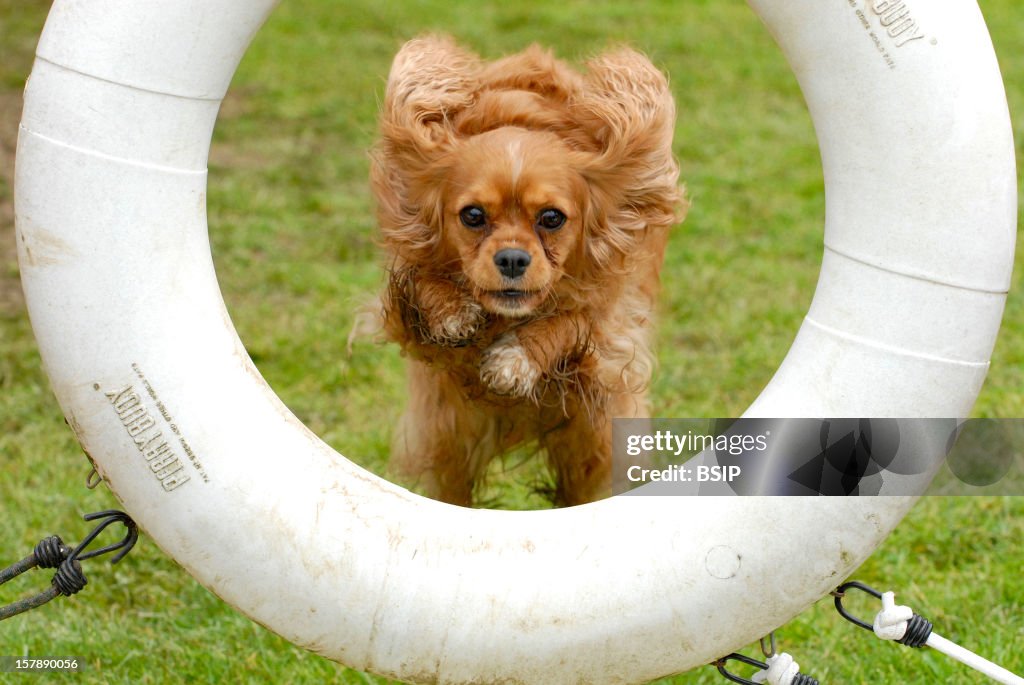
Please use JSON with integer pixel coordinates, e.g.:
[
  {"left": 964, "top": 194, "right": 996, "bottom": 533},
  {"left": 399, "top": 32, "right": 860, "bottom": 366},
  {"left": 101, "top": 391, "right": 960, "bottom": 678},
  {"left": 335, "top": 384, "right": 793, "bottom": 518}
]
[{"left": 369, "top": 36, "right": 685, "bottom": 506}]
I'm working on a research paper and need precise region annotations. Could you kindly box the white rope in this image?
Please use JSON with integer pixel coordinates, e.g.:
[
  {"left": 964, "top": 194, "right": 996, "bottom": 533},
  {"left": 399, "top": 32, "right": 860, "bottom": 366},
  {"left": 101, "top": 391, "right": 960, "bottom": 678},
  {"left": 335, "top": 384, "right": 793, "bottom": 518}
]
[
  {"left": 751, "top": 653, "right": 800, "bottom": 685},
  {"left": 872, "top": 591, "right": 1024, "bottom": 685}
]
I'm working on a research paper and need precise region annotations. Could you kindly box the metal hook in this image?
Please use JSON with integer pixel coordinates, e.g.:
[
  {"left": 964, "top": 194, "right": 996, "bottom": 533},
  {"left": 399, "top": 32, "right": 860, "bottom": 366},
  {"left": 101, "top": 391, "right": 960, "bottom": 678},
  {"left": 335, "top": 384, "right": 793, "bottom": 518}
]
[
  {"left": 68, "top": 510, "right": 138, "bottom": 564},
  {"left": 85, "top": 466, "right": 102, "bottom": 490},
  {"left": 714, "top": 653, "right": 768, "bottom": 685},
  {"left": 760, "top": 632, "right": 777, "bottom": 659},
  {"left": 832, "top": 580, "right": 882, "bottom": 632},
  {"left": 714, "top": 651, "right": 821, "bottom": 685}
]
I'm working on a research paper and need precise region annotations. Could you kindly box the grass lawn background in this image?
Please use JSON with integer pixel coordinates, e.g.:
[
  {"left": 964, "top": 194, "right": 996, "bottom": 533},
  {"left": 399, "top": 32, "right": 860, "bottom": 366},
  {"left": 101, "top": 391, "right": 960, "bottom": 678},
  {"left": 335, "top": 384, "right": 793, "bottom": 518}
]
[{"left": 1, "top": 0, "right": 1022, "bottom": 682}]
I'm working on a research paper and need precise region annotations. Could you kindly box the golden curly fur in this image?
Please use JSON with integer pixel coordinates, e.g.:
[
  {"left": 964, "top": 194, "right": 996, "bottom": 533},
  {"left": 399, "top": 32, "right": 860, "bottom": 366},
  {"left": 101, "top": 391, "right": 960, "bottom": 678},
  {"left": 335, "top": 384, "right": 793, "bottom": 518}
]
[{"left": 369, "top": 36, "right": 686, "bottom": 506}]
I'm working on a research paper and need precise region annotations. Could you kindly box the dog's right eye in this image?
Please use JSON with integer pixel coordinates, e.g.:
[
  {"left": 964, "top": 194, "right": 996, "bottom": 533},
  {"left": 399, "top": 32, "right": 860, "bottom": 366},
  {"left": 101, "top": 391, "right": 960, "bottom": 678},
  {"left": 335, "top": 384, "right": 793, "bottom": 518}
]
[{"left": 459, "top": 206, "right": 487, "bottom": 229}]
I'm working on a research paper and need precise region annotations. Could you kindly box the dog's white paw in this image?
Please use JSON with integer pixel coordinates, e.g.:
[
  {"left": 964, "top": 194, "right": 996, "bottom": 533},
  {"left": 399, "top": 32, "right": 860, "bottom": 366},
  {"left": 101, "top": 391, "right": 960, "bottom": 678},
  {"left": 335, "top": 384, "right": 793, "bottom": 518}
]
[
  {"left": 480, "top": 334, "right": 541, "bottom": 397},
  {"left": 427, "top": 300, "right": 484, "bottom": 345}
]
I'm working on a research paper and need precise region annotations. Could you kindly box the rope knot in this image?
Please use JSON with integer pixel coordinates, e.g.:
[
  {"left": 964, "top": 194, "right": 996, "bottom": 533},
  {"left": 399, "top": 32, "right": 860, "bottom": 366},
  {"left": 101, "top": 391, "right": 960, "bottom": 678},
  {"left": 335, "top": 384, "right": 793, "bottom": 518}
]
[
  {"left": 751, "top": 653, "right": 799, "bottom": 685},
  {"left": 872, "top": 590, "right": 914, "bottom": 641}
]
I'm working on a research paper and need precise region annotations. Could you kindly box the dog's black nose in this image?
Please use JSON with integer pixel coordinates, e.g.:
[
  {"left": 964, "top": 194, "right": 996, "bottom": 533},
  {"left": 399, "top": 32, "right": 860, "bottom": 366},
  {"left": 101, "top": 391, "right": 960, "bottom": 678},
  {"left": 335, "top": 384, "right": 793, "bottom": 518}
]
[{"left": 494, "top": 249, "right": 531, "bottom": 279}]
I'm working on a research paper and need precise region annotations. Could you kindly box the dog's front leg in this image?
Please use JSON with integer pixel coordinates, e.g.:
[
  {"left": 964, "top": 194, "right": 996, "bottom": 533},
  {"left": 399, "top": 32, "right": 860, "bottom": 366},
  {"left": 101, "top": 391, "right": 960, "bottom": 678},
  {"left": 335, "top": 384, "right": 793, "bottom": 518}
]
[
  {"left": 415, "top": 275, "right": 487, "bottom": 345},
  {"left": 386, "top": 270, "right": 486, "bottom": 347},
  {"left": 480, "top": 312, "right": 590, "bottom": 398}
]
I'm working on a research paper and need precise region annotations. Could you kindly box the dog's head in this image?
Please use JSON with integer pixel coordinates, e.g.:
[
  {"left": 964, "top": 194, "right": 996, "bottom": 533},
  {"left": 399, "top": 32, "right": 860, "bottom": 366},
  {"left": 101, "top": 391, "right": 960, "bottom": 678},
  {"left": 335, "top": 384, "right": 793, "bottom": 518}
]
[
  {"left": 372, "top": 36, "right": 683, "bottom": 318},
  {"left": 433, "top": 127, "right": 591, "bottom": 316}
]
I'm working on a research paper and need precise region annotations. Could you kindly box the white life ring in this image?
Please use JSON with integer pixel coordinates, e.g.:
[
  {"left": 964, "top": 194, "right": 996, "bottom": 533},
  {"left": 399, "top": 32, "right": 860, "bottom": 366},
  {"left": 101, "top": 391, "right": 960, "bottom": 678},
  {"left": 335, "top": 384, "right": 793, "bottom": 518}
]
[{"left": 14, "top": 1, "right": 1015, "bottom": 683}]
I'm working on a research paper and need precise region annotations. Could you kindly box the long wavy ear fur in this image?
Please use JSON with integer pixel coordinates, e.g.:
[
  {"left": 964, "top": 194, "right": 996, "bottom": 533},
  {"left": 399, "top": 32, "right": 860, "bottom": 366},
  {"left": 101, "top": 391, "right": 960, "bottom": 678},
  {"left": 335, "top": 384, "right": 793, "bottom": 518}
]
[
  {"left": 371, "top": 36, "right": 482, "bottom": 264},
  {"left": 571, "top": 49, "right": 686, "bottom": 272}
]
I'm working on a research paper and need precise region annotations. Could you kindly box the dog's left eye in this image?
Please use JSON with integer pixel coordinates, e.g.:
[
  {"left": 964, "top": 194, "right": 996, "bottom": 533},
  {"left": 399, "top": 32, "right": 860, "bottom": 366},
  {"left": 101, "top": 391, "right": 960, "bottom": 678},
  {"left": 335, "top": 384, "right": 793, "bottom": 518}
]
[
  {"left": 459, "top": 206, "right": 487, "bottom": 229},
  {"left": 537, "top": 208, "right": 566, "bottom": 231}
]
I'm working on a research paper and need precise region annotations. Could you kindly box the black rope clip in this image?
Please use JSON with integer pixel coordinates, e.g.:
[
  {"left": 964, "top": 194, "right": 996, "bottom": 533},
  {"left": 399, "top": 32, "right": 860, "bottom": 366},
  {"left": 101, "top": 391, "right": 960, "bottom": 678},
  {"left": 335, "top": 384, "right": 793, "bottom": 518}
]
[
  {"left": 833, "top": 581, "right": 933, "bottom": 648},
  {"left": 71, "top": 510, "right": 139, "bottom": 565},
  {"left": 0, "top": 510, "right": 138, "bottom": 621},
  {"left": 713, "top": 652, "right": 820, "bottom": 685}
]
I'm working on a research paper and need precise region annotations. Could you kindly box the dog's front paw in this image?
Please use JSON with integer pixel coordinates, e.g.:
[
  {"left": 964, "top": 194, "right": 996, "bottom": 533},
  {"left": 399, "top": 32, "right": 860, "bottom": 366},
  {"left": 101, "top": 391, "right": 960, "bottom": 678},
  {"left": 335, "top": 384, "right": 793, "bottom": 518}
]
[
  {"left": 480, "top": 334, "right": 541, "bottom": 398},
  {"left": 423, "top": 298, "right": 485, "bottom": 346}
]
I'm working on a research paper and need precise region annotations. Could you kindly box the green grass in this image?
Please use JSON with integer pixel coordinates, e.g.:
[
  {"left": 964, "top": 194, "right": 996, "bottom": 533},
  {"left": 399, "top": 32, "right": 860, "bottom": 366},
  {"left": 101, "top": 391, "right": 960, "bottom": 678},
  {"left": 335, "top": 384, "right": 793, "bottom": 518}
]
[{"left": 1, "top": 0, "right": 1023, "bottom": 682}]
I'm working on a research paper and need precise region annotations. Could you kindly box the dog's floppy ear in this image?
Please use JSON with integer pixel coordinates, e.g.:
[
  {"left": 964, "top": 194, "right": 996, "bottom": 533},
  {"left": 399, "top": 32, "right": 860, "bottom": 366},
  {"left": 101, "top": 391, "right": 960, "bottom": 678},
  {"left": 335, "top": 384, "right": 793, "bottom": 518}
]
[
  {"left": 379, "top": 35, "right": 480, "bottom": 162},
  {"left": 573, "top": 48, "right": 685, "bottom": 269},
  {"left": 372, "top": 36, "right": 481, "bottom": 263}
]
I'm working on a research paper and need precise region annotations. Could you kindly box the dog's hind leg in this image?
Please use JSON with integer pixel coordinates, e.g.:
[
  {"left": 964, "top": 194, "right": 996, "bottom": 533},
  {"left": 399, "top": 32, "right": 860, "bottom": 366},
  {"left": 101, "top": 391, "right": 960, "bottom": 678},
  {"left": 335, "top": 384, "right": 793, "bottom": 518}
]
[
  {"left": 541, "top": 388, "right": 647, "bottom": 506},
  {"left": 389, "top": 361, "right": 501, "bottom": 507},
  {"left": 542, "top": 409, "right": 612, "bottom": 507}
]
